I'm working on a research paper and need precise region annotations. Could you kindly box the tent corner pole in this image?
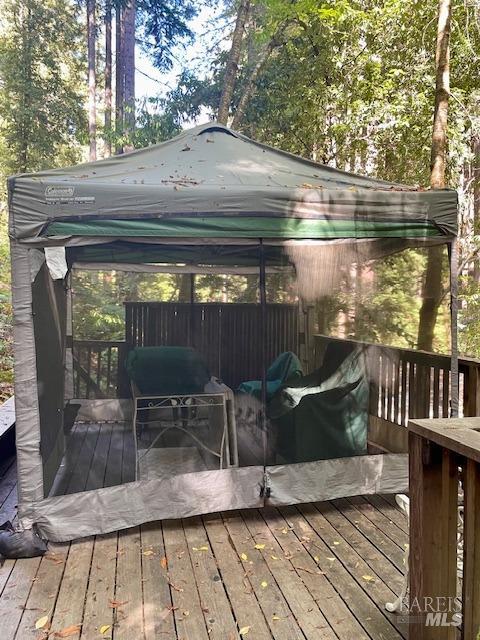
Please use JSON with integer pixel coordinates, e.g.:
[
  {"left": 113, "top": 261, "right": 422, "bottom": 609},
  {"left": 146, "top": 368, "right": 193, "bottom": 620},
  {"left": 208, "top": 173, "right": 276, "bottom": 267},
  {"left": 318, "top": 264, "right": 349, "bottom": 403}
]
[{"left": 448, "top": 237, "right": 459, "bottom": 418}]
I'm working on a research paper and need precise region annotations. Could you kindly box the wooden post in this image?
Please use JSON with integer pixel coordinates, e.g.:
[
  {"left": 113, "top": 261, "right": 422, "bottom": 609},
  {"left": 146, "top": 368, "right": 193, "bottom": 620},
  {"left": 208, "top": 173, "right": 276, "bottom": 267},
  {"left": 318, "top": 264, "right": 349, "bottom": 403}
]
[
  {"left": 464, "top": 364, "right": 480, "bottom": 417},
  {"left": 463, "top": 458, "right": 480, "bottom": 639},
  {"left": 409, "top": 432, "right": 458, "bottom": 639}
]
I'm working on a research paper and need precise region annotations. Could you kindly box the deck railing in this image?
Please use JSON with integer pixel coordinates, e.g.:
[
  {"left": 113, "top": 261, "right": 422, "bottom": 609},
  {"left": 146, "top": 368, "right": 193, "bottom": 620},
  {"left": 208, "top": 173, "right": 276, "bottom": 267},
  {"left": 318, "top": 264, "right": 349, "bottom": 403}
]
[
  {"left": 72, "top": 334, "right": 480, "bottom": 427},
  {"left": 408, "top": 417, "right": 480, "bottom": 639},
  {"left": 314, "top": 335, "right": 480, "bottom": 422},
  {"left": 73, "top": 339, "right": 128, "bottom": 399}
]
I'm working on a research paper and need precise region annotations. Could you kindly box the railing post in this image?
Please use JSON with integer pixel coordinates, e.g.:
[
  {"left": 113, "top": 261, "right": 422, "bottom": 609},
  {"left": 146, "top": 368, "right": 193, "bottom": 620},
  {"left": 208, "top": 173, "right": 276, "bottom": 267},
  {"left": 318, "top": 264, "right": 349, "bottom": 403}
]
[
  {"left": 409, "top": 431, "right": 458, "bottom": 639},
  {"left": 464, "top": 364, "right": 480, "bottom": 417},
  {"left": 117, "top": 342, "right": 130, "bottom": 398},
  {"left": 463, "top": 458, "right": 480, "bottom": 638}
]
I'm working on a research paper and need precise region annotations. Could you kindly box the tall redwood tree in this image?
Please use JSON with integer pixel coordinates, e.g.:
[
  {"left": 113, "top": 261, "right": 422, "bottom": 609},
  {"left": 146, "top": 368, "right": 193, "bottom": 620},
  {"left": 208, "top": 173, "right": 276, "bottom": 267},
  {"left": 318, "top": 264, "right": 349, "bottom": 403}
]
[{"left": 417, "top": 0, "right": 451, "bottom": 351}]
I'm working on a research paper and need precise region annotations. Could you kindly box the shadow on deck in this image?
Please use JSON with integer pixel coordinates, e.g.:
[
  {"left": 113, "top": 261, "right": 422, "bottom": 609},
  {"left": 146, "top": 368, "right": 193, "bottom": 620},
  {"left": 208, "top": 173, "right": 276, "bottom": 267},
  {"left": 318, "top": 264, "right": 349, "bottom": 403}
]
[{"left": 0, "top": 442, "right": 409, "bottom": 640}]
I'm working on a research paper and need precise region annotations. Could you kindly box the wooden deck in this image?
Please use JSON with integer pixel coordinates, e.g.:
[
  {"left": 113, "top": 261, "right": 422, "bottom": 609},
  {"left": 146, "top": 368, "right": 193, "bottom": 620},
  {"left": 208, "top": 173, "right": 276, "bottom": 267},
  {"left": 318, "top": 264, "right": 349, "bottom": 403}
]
[{"left": 0, "top": 445, "right": 409, "bottom": 640}]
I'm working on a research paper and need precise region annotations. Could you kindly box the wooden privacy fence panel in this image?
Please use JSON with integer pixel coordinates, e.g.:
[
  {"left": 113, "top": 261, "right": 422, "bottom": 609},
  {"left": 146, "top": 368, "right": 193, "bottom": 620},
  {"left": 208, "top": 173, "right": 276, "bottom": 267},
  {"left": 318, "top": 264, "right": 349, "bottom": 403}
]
[
  {"left": 314, "top": 335, "right": 480, "bottom": 424},
  {"left": 124, "top": 301, "right": 299, "bottom": 390}
]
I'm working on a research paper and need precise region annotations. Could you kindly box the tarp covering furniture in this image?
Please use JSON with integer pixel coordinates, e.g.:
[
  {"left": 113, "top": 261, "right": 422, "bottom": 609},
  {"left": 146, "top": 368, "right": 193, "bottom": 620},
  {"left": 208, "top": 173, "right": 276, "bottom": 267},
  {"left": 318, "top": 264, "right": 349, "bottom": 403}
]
[
  {"left": 238, "top": 351, "right": 303, "bottom": 400},
  {"left": 270, "top": 345, "right": 369, "bottom": 463},
  {"left": 8, "top": 122, "right": 458, "bottom": 542}
]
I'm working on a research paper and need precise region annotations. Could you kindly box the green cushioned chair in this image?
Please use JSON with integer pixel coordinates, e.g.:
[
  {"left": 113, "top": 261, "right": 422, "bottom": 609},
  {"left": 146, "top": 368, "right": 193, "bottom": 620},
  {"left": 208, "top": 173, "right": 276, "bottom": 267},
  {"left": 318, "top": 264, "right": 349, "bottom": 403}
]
[{"left": 125, "top": 346, "right": 211, "bottom": 396}]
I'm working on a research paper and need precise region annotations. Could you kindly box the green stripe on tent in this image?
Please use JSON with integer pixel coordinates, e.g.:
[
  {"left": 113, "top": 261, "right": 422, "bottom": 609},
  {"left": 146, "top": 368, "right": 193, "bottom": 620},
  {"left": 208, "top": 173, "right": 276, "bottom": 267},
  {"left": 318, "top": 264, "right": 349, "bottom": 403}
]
[{"left": 45, "top": 216, "right": 441, "bottom": 239}]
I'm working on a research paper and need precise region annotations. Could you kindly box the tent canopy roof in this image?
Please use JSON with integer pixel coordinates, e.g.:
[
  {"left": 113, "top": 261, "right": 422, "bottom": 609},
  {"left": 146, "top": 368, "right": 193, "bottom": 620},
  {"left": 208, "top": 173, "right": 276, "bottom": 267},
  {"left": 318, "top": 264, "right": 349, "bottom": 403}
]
[{"left": 8, "top": 123, "right": 458, "bottom": 242}]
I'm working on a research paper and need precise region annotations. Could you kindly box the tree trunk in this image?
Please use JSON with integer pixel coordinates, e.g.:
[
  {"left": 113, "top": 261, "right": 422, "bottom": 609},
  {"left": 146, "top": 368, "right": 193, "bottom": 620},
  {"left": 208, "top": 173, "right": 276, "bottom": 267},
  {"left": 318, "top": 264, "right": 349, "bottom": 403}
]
[
  {"left": 104, "top": 0, "right": 112, "bottom": 156},
  {"left": 87, "top": 0, "right": 96, "bottom": 161},
  {"left": 473, "top": 135, "right": 480, "bottom": 282},
  {"left": 231, "top": 38, "right": 275, "bottom": 130},
  {"left": 430, "top": 0, "right": 451, "bottom": 188},
  {"left": 178, "top": 275, "right": 192, "bottom": 302},
  {"left": 217, "top": 0, "right": 250, "bottom": 125},
  {"left": 115, "top": 2, "right": 124, "bottom": 154},
  {"left": 123, "top": 0, "right": 135, "bottom": 150},
  {"left": 417, "top": 0, "right": 451, "bottom": 351},
  {"left": 18, "top": 1, "right": 33, "bottom": 173}
]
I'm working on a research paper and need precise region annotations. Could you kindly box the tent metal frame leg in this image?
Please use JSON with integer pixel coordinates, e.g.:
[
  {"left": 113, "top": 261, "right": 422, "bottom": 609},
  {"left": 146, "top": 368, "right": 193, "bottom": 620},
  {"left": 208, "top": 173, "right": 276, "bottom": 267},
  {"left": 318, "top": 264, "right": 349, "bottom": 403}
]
[{"left": 449, "top": 238, "right": 459, "bottom": 418}]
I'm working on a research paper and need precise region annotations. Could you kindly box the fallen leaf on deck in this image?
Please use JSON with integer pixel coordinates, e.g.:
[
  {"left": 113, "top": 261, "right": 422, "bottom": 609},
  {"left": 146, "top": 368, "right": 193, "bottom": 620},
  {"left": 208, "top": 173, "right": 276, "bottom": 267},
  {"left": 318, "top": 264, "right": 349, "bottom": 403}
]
[
  {"left": 314, "top": 556, "right": 320, "bottom": 562},
  {"left": 45, "top": 555, "right": 64, "bottom": 565},
  {"left": 183, "top": 610, "right": 190, "bottom": 616},
  {"left": 142, "top": 550, "right": 154, "bottom": 556},
  {"left": 254, "top": 544, "right": 265, "bottom": 550},
  {"left": 239, "top": 626, "right": 251, "bottom": 635},
  {"left": 35, "top": 616, "right": 49, "bottom": 630},
  {"left": 54, "top": 624, "right": 82, "bottom": 637},
  {"left": 240, "top": 553, "right": 248, "bottom": 561},
  {"left": 333, "top": 541, "right": 340, "bottom": 546},
  {"left": 271, "top": 555, "right": 279, "bottom": 560},
  {"left": 362, "top": 575, "right": 375, "bottom": 582},
  {"left": 160, "top": 556, "right": 168, "bottom": 569},
  {"left": 326, "top": 557, "right": 336, "bottom": 561},
  {"left": 109, "top": 599, "right": 128, "bottom": 608},
  {"left": 192, "top": 546, "right": 209, "bottom": 552},
  {"left": 272, "top": 615, "right": 280, "bottom": 621},
  {"left": 100, "top": 624, "right": 111, "bottom": 634},
  {"left": 261, "top": 581, "right": 268, "bottom": 588}
]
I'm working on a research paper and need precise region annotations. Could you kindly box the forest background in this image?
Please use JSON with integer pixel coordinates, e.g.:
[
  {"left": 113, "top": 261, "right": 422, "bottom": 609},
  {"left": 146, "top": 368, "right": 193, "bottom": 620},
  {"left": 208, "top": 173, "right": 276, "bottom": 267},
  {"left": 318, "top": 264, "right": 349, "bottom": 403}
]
[{"left": 0, "top": 0, "right": 479, "bottom": 399}]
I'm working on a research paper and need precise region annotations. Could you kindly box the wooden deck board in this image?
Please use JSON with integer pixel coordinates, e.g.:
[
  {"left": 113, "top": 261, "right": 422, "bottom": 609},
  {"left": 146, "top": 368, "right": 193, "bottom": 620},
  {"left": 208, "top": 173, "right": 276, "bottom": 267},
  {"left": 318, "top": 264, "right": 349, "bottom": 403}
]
[
  {"left": 242, "top": 508, "right": 337, "bottom": 640},
  {"left": 14, "top": 542, "right": 70, "bottom": 639},
  {"left": 310, "top": 502, "right": 408, "bottom": 638},
  {"left": 364, "top": 494, "right": 409, "bottom": 534},
  {"left": 331, "top": 498, "right": 405, "bottom": 571},
  {"left": 203, "top": 511, "right": 273, "bottom": 640},
  {"left": 0, "top": 427, "right": 410, "bottom": 640},
  {"left": 346, "top": 495, "right": 407, "bottom": 548},
  {"left": 182, "top": 515, "right": 239, "bottom": 640},
  {"left": 223, "top": 510, "right": 307, "bottom": 640},
  {"left": 141, "top": 521, "right": 176, "bottom": 640},
  {"left": 80, "top": 532, "right": 118, "bottom": 639},
  {"left": 262, "top": 505, "right": 369, "bottom": 640},
  {"left": 48, "top": 537, "right": 94, "bottom": 640},
  {"left": 114, "top": 526, "right": 144, "bottom": 640},
  {"left": 0, "top": 502, "right": 410, "bottom": 640},
  {"left": 287, "top": 504, "right": 404, "bottom": 640},
  {"left": 162, "top": 519, "right": 210, "bottom": 640},
  {"left": 0, "top": 555, "right": 42, "bottom": 639}
]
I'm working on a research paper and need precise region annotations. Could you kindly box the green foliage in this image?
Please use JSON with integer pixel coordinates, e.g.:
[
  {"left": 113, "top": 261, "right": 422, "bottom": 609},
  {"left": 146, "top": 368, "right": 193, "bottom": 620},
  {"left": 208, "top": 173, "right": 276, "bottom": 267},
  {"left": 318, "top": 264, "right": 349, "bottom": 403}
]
[
  {"left": 136, "top": 0, "right": 198, "bottom": 71},
  {"left": 0, "top": 0, "right": 86, "bottom": 177},
  {"left": 73, "top": 270, "right": 180, "bottom": 339},
  {"left": 164, "top": 0, "right": 480, "bottom": 355},
  {"left": 353, "top": 249, "right": 449, "bottom": 353},
  {"left": 0, "top": 0, "right": 88, "bottom": 393}
]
